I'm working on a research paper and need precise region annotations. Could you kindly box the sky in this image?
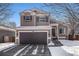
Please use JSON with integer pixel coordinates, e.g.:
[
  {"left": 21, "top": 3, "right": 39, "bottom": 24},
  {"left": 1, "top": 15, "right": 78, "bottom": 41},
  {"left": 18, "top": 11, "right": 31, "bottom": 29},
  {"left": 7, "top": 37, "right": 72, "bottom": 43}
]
[{"left": 9, "top": 3, "right": 48, "bottom": 27}]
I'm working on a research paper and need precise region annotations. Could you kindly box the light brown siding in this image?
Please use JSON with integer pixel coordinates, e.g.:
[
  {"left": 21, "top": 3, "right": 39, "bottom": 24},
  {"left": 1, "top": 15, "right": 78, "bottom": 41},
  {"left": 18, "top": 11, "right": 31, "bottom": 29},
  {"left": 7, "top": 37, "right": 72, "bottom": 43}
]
[
  {"left": 21, "top": 12, "right": 35, "bottom": 26},
  {"left": 20, "top": 10, "right": 49, "bottom": 26}
]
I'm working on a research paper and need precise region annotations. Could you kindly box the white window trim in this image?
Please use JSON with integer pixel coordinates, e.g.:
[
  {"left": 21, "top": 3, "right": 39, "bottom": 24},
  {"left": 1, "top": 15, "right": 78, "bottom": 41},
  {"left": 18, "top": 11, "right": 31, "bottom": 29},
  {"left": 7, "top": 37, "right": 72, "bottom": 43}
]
[
  {"left": 38, "top": 16, "right": 48, "bottom": 22},
  {"left": 24, "top": 16, "right": 31, "bottom": 22}
]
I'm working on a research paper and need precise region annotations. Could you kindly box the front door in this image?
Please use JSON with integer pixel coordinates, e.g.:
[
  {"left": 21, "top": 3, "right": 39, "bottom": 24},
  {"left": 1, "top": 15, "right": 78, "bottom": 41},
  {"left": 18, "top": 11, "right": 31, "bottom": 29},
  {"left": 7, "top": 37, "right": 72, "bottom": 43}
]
[
  {"left": 52, "top": 27, "right": 57, "bottom": 39},
  {"left": 52, "top": 29, "right": 55, "bottom": 37}
]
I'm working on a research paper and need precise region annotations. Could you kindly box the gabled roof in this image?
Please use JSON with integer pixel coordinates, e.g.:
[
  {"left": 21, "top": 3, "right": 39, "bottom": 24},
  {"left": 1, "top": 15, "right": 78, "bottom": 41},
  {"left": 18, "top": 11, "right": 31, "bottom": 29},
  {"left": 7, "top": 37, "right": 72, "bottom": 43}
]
[
  {"left": 20, "top": 8, "right": 49, "bottom": 15},
  {"left": 31, "top": 8, "right": 48, "bottom": 14}
]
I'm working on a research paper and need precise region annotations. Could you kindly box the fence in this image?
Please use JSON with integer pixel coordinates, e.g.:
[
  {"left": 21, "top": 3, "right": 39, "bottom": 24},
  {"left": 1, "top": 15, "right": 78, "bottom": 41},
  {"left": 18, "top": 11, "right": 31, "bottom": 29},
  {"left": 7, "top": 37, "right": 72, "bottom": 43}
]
[{"left": 68, "top": 35, "right": 79, "bottom": 40}]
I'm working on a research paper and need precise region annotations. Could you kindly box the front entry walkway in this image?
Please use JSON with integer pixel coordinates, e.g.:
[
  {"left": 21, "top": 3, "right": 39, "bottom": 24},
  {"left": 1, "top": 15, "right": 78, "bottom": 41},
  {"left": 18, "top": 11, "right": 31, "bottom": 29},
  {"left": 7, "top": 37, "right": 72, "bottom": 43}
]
[
  {"left": 48, "top": 38, "right": 63, "bottom": 47},
  {"left": 52, "top": 39, "right": 63, "bottom": 46}
]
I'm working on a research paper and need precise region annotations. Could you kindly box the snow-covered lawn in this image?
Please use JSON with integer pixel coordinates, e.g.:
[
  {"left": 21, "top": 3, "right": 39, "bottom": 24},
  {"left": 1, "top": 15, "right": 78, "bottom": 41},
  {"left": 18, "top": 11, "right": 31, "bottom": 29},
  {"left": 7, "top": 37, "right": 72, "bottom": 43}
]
[
  {"left": 62, "top": 46, "right": 79, "bottom": 56},
  {"left": 49, "top": 47, "right": 73, "bottom": 56},
  {"left": 59, "top": 40, "right": 79, "bottom": 46},
  {"left": 0, "top": 43, "right": 16, "bottom": 51},
  {"left": 60, "top": 40, "right": 79, "bottom": 56},
  {"left": 48, "top": 40, "right": 79, "bottom": 56}
]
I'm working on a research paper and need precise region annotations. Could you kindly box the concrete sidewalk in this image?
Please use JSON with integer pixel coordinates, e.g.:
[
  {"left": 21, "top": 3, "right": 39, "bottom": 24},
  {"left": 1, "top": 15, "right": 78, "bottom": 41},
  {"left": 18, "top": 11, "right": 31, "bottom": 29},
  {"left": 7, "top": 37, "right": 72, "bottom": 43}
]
[{"left": 0, "top": 43, "right": 16, "bottom": 51}]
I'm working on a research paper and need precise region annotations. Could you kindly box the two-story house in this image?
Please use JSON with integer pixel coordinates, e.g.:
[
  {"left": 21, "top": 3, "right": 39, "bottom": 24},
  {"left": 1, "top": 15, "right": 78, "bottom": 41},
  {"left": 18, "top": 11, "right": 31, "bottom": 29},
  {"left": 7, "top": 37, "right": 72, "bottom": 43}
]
[{"left": 16, "top": 9, "right": 69, "bottom": 45}]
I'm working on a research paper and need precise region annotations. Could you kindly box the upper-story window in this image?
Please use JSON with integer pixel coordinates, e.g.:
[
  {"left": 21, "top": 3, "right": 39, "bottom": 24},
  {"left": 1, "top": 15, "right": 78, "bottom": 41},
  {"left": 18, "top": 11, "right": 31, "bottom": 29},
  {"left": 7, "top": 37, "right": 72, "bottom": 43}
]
[
  {"left": 59, "top": 27, "right": 65, "bottom": 35},
  {"left": 37, "top": 16, "right": 48, "bottom": 22},
  {"left": 24, "top": 16, "right": 32, "bottom": 21}
]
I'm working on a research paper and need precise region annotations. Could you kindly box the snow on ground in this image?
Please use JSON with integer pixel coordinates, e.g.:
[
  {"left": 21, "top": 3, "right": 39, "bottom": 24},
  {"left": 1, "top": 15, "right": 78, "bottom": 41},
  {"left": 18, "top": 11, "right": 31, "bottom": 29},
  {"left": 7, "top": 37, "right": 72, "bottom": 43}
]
[
  {"left": 0, "top": 43, "right": 16, "bottom": 51},
  {"left": 59, "top": 40, "right": 79, "bottom": 46},
  {"left": 32, "top": 46, "right": 38, "bottom": 55},
  {"left": 13, "top": 44, "right": 29, "bottom": 56},
  {"left": 21, "top": 45, "right": 33, "bottom": 56},
  {"left": 60, "top": 40, "right": 79, "bottom": 56},
  {"left": 48, "top": 41, "right": 54, "bottom": 46},
  {"left": 0, "top": 40, "right": 79, "bottom": 56},
  {"left": 48, "top": 40, "right": 79, "bottom": 56},
  {"left": 62, "top": 46, "right": 79, "bottom": 56},
  {"left": 49, "top": 47, "right": 73, "bottom": 56}
]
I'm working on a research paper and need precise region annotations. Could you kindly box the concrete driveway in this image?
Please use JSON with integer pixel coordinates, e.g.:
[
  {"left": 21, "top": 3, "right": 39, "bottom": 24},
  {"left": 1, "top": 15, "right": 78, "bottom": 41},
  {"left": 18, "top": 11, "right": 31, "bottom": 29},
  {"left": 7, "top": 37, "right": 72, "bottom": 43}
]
[{"left": 0, "top": 44, "right": 51, "bottom": 56}]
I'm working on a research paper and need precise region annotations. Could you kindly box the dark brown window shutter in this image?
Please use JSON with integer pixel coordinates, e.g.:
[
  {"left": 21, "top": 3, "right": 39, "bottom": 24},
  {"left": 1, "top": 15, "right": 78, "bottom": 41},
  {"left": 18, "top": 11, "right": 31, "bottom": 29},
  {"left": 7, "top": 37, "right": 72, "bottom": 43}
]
[{"left": 46, "top": 16, "right": 48, "bottom": 22}]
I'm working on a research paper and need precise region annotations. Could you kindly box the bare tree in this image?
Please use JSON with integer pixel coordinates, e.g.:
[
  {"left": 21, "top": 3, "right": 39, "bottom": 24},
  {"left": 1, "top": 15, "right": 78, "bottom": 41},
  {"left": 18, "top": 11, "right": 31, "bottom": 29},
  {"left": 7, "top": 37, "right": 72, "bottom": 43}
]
[
  {"left": 0, "top": 4, "right": 12, "bottom": 24},
  {"left": 43, "top": 3, "right": 79, "bottom": 38},
  {"left": 8, "top": 22, "right": 16, "bottom": 28},
  {"left": 0, "top": 3, "right": 16, "bottom": 28}
]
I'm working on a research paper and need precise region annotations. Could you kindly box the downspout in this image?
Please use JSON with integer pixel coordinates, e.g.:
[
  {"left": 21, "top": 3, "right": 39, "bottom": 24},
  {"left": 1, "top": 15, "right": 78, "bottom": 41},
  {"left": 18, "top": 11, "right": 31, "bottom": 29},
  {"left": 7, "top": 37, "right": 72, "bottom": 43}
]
[
  {"left": 32, "top": 12, "right": 36, "bottom": 26},
  {"left": 57, "top": 24, "right": 59, "bottom": 40}
]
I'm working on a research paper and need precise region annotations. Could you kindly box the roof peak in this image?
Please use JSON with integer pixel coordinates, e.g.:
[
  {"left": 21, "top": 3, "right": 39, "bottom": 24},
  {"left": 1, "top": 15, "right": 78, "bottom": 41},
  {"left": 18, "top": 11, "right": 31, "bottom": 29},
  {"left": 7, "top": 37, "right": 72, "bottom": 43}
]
[{"left": 20, "top": 8, "right": 48, "bottom": 14}]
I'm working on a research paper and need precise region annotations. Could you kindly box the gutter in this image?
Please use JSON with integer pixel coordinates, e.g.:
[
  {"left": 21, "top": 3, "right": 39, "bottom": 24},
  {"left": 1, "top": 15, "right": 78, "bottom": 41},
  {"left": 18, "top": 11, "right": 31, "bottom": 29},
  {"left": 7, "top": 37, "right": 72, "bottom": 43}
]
[{"left": 0, "top": 26, "right": 16, "bottom": 32}]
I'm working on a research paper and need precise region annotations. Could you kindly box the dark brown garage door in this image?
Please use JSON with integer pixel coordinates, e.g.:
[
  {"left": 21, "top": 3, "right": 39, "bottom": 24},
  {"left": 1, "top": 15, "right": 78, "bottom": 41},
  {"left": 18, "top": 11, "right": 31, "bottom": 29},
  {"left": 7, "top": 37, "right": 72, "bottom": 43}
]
[{"left": 20, "top": 32, "right": 47, "bottom": 44}]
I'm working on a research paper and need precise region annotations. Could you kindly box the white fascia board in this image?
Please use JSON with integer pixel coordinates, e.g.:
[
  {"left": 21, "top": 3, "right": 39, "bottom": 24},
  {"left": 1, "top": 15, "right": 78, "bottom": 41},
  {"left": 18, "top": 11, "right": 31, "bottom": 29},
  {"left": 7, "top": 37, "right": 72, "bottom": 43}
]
[
  {"left": 17, "top": 26, "right": 52, "bottom": 30},
  {"left": 50, "top": 24, "right": 58, "bottom": 26},
  {"left": 36, "top": 14, "right": 49, "bottom": 16},
  {"left": 0, "top": 26, "right": 16, "bottom": 32}
]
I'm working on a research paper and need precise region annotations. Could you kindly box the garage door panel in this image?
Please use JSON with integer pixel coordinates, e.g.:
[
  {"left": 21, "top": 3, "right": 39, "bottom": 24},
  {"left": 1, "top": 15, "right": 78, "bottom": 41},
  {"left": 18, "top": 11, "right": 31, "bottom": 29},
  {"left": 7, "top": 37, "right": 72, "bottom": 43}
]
[
  {"left": 33, "top": 32, "right": 47, "bottom": 44},
  {"left": 20, "top": 32, "right": 31, "bottom": 44},
  {"left": 20, "top": 32, "right": 47, "bottom": 44}
]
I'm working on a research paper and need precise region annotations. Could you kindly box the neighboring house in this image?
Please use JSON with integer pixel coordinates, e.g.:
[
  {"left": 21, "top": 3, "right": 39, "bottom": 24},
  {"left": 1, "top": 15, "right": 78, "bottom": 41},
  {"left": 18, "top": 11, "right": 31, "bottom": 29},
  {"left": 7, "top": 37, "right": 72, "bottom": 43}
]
[
  {"left": 16, "top": 9, "right": 69, "bottom": 45},
  {"left": 74, "top": 22, "right": 79, "bottom": 34},
  {"left": 0, "top": 26, "right": 16, "bottom": 43}
]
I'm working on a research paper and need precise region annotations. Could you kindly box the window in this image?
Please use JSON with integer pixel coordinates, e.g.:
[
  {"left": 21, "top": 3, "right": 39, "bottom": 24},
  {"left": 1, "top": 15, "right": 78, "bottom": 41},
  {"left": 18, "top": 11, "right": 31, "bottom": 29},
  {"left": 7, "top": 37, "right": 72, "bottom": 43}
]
[
  {"left": 38, "top": 16, "right": 48, "bottom": 22},
  {"left": 24, "top": 16, "right": 32, "bottom": 21},
  {"left": 59, "top": 27, "right": 65, "bottom": 34}
]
